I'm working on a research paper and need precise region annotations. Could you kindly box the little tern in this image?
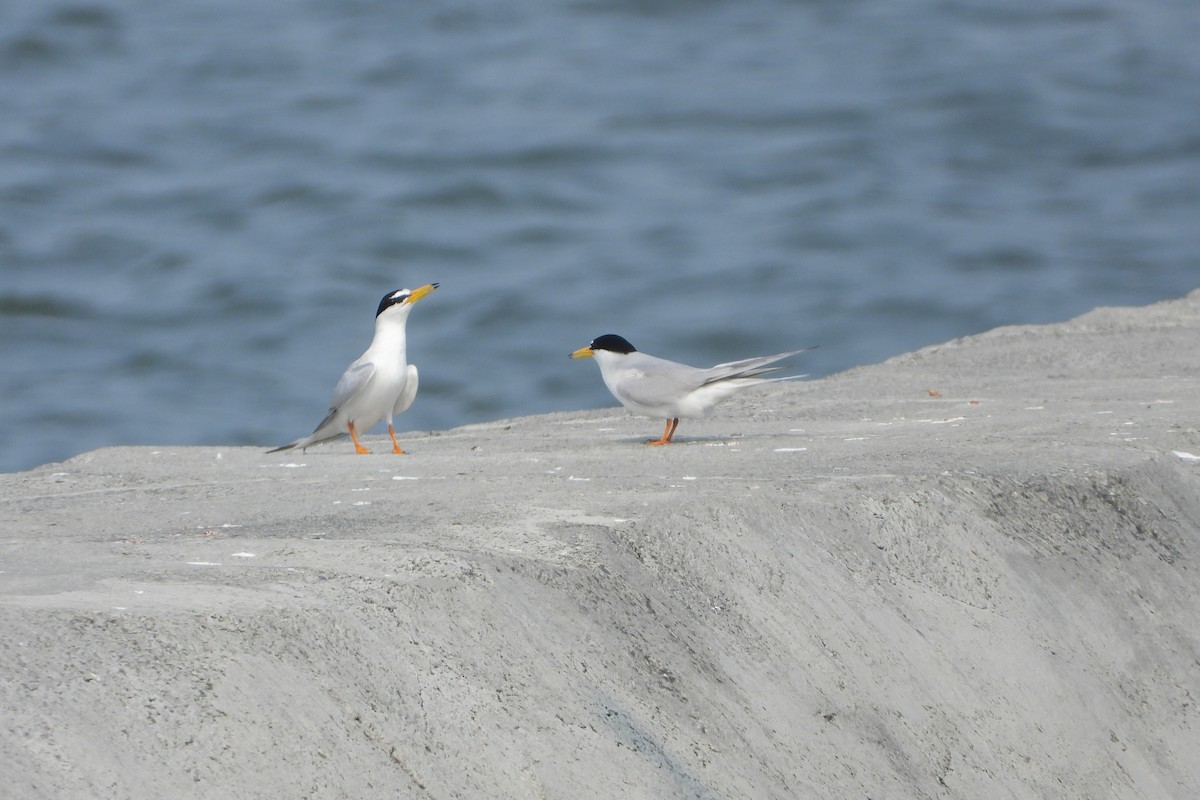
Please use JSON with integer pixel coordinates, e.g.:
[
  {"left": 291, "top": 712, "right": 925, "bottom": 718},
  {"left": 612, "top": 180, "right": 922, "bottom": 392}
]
[
  {"left": 269, "top": 283, "right": 438, "bottom": 454},
  {"left": 570, "top": 334, "right": 809, "bottom": 446}
]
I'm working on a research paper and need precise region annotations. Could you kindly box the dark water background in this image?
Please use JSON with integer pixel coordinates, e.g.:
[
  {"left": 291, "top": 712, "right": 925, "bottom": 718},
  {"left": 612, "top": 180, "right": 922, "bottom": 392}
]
[{"left": 3, "top": 0, "right": 1199, "bottom": 472}]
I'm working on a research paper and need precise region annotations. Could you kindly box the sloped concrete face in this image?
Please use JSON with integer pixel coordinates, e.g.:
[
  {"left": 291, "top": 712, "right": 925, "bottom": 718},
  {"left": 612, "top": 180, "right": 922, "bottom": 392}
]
[{"left": 2, "top": 291, "right": 1199, "bottom": 799}]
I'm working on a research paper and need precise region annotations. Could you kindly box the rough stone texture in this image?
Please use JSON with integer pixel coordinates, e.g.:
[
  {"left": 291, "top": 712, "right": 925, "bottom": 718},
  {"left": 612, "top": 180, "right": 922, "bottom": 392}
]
[{"left": 2, "top": 291, "right": 1199, "bottom": 799}]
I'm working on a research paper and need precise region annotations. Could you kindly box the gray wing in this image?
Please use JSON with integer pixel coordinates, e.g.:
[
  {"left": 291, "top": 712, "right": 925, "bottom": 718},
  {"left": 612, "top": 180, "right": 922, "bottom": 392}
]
[
  {"left": 328, "top": 360, "right": 375, "bottom": 414},
  {"left": 266, "top": 360, "right": 377, "bottom": 453},
  {"left": 615, "top": 355, "right": 712, "bottom": 409},
  {"left": 301, "top": 360, "right": 375, "bottom": 439},
  {"left": 617, "top": 350, "right": 806, "bottom": 409}
]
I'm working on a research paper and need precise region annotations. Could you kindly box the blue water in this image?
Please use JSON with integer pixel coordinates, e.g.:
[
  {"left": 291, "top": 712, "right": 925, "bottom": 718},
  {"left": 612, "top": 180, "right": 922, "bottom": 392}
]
[{"left": 2, "top": 0, "right": 1199, "bottom": 473}]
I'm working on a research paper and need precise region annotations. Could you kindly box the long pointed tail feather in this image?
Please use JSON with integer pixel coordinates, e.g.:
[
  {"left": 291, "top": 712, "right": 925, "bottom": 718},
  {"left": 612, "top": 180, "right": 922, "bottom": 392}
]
[{"left": 704, "top": 346, "right": 816, "bottom": 385}]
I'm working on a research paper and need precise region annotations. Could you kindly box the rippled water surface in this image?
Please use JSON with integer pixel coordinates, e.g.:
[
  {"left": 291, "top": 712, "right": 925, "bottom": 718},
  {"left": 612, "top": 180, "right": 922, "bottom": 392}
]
[{"left": 3, "top": 0, "right": 1199, "bottom": 472}]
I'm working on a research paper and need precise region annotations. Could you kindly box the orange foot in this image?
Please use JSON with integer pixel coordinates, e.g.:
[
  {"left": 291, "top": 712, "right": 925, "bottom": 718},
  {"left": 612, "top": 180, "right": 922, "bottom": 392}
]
[
  {"left": 348, "top": 422, "right": 370, "bottom": 454},
  {"left": 645, "top": 417, "right": 680, "bottom": 447},
  {"left": 388, "top": 424, "right": 407, "bottom": 455}
]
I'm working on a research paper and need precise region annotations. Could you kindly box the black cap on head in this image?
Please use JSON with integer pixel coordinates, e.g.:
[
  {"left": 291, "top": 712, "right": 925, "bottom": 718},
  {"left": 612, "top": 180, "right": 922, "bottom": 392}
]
[
  {"left": 590, "top": 334, "right": 637, "bottom": 354},
  {"left": 376, "top": 289, "right": 410, "bottom": 317}
]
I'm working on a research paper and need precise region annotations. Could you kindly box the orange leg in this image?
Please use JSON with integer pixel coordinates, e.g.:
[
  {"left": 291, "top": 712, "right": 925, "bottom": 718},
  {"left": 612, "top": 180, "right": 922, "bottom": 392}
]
[
  {"left": 646, "top": 417, "right": 680, "bottom": 446},
  {"left": 348, "top": 422, "right": 370, "bottom": 454},
  {"left": 388, "top": 424, "right": 406, "bottom": 455}
]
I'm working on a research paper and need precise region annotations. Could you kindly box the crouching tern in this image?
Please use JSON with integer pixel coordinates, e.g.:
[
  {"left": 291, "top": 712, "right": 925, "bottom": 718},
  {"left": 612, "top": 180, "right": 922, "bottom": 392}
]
[
  {"left": 570, "top": 334, "right": 810, "bottom": 446},
  {"left": 269, "top": 283, "right": 439, "bottom": 455}
]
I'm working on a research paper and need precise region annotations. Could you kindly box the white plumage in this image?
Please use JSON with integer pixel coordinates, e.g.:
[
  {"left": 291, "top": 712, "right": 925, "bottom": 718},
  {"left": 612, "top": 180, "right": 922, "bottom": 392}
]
[
  {"left": 269, "top": 283, "right": 438, "bottom": 454},
  {"left": 571, "top": 334, "right": 809, "bottom": 446}
]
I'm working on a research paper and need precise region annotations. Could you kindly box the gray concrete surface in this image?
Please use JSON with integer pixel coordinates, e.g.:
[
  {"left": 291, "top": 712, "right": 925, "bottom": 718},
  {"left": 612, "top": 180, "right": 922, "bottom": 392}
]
[{"left": 2, "top": 290, "right": 1199, "bottom": 799}]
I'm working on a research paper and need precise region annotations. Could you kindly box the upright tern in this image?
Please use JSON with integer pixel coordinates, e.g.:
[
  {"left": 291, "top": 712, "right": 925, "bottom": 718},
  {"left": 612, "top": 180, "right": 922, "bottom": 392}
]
[{"left": 269, "top": 283, "right": 438, "bottom": 454}]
